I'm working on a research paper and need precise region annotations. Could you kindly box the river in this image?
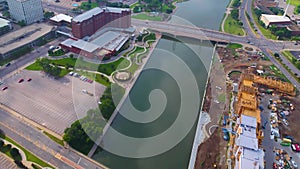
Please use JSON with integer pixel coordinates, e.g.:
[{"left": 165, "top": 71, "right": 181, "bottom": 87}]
[{"left": 92, "top": 0, "right": 229, "bottom": 168}]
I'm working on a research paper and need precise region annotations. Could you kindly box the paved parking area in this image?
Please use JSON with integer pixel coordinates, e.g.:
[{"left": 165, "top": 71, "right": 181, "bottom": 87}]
[
  {"left": 0, "top": 70, "right": 106, "bottom": 135},
  {"left": 0, "top": 153, "right": 18, "bottom": 169}
]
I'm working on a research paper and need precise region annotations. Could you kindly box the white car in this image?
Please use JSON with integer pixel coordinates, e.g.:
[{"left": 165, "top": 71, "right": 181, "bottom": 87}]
[{"left": 291, "top": 160, "right": 298, "bottom": 168}]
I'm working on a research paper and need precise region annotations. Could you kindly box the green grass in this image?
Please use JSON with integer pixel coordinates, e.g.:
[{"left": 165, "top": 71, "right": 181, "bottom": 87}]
[
  {"left": 130, "top": 1, "right": 140, "bottom": 9},
  {"left": 43, "top": 131, "right": 64, "bottom": 146},
  {"left": 289, "top": 0, "right": 300, "bottom": 7},
  {"left": 132, "top": 13, "right": 162, "bottom": 21},
  {"left": 282, "top": 50, "right": 300, "bottom": 71},
  {"left": 129, "top": 47, "right": 145, "bottom": 59},
  {"left": 74, "top": 70, "right": 111, "bottom": 86},
  {"left": 227, "top": 43, "right": 243, "bottom": 49},
  {"left": 217, "top": 93, "right": 226, "bottom": 103},
  {"left": 127, "top": 63, "right": 140, "bottom": 74},
  {"left": 25, "top": 62, "right": 42, "bottom": 71},
  {"left": 4, "top": 136, "right": 54, "bottom": 168},
  {"left": 224, "top": 14, "right": 245, "bottom": 36},
  {"left": 59, "top": 69, "right": 71, "bottom": 77},
  {"left": 98, "top": 58, "right": 128, "bottom": 75},
  {"left": 268, "top": 65, "right": 290, "bottom": 82},
  {"left": 251, "top": 6, "right": 277, "bottom": 40},
  {"left": 79, "top": 2, "right": 99, "bottom": 10},
  {"left": 116, "top": 58, "right": 130, "bottom": 70}
]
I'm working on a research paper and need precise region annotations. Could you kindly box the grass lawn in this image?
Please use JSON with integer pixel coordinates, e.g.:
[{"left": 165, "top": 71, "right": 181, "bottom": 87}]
[
  {"left": 224, "top": 15, "right": 245, "bottom": 36},
  {"left": 127, "top": 63, "right": 140, "bottom": 74},
  {"left": 132, "top": 13, "right": 162, "bottom": 21},
  {"left": 25, "top": 62, "right": 42, "bottom": 71},
  {"left": 282, "top": 50, "right": 300, "bottom": 71},
  {"left": 4, "top": 136, "right": 54, "bottom": 168},
  {"left": 98, "top": 57, "right": 128, "bottom": 75},
  {"left": 217, "top": 93, "right": 226, "bottom": 103},
  {"left": 252, "top": 7, "right": 277, "bottom": 40},
  {"left": 290, "top": 0, "right": 300, "bottom": 7},
  {"left": 227, "top": 43, "right": 243, "bottom": 49},
  {"left": 129, "top": 47, "right": 145, "bottom": 59},
  {"left": 116, "top": 58, "right": 130, "bottom": 70},
  {"left": 43, "top": 131, "right": 64, "bottom": 146},
  {"left": 74, "top": 70, "right": 111, "bottom": 86},
  {"left": 130, "top": 1, "right": 140, "bottom": 9}
]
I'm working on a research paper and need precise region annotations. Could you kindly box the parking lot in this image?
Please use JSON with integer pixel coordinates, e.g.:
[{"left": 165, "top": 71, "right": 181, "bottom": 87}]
[{"left": 0, "top": 70, "right": 106, "bottom": 134}]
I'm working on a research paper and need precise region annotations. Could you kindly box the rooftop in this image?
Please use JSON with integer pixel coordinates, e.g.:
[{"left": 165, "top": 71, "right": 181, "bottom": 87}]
[
  {"left": 91, "top": 31, "right": 120, "bottom": 49},
  {"left": 0, "top": 23, "right": 53, "bottom": 54},
  {"left": 60, "top": 38, "right": 76, "bottom": 48},
  {"left": 241, "top": 114, "right": 257, "bottom": 128},
  {"left": 104, "top": 7, "right": 130, "bottom": 13},
  {"left": 50, "top": 14, "right": 72, "bottom": 23},
  {"left": 72, "top": 39, "right": 99, "bottom": 53},
  {"left": 72, "top": 7, "right": 103, "bottom": 22},
  {"left": 0, "top": 18, "right": 10, "bottom": 27},
  {"left": 261, "top": 14, "right": 291, "bottom": 23},
  {"left": 236, "top": 134, "right": 258, "bottom": 150}
]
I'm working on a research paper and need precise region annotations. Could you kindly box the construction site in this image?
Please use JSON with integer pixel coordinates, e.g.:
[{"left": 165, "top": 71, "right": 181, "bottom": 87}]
[{"left": 194, "top": 44, "right": 298, "bottom": 169}]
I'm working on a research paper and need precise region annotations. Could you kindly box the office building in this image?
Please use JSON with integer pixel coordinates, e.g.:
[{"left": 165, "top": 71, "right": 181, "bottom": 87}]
[{"left": 7, "top": 0, "right": 44, "bottom": 24}]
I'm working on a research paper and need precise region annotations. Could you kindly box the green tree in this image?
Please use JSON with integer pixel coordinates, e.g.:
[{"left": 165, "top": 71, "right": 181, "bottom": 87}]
[
  {"left": 44, "top": 11, "right": 55, "bottom": 19},
  {"left": 17, "top": 20, "right": 26, "bottom": 27},
  {"left": 10, "top": 148, "right": 22, "bottom": 161},
  {"left": 231, "top": 9, "right": 239, "bottom": 20}
]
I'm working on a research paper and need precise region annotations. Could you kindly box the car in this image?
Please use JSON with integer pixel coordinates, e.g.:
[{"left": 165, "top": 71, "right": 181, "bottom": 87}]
[
  {"left": 291, "top": 160, "right": 298, "bottom": 168},
  {"left": 18, "top": 79, "right": 24, "bottom": 83},
  {"left": 69, "top": 72, "right": 74, "bottom": 76},
  {"left": 291, "top": 143, "right": 300, "bottom": 152},
  {"left": 5, "top": 63, "right": 11, "bottom": 67},
  {"left": 27, "top": 78, "right": 32, "bottom": 82},
  {"left": 2, "top": 86, "right": 8, "bottom": 91}
]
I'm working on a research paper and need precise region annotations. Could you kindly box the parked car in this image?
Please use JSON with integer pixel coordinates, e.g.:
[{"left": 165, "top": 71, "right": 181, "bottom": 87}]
[
  {"left": 18, "top": 79, "right": 24, "bottom": 83},
  {"left": 69, "top": 72, "right": 74, "bottom": 76},
  {"left": 2, "top": 86, "right": 8, "bottom": 91},
  {"left": 27, "top": 78, "right": 32, "bottom": 82},
  {"left": 5, "top": 63, "right": 11, "bottom": 67},
  {"left": 291, "top": 143, "right": 300, "bottom": 152},
  {"left": 291, "top": 160, "right": 298, "bottom": 168}
]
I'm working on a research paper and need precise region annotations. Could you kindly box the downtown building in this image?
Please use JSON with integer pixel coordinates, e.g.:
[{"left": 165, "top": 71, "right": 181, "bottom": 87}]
[
  {"left": 7, "top": 0, "right": 44, "bottom": 24},
  {"left": 71, "top": 7, "right": 131, "bottom": 39}
]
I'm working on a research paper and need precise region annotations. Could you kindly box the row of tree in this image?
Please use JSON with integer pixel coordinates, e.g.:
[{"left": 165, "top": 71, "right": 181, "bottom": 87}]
[
  {"left": 0, "top": 130, "right": 27, "bottom": 169},
  {"left": 63, "top": 85, "right": 125, "bottom": 154}
]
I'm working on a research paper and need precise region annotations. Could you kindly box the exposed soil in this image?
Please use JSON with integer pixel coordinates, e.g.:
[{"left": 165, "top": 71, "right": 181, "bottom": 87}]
[{"left": 194, "top": 128, "right": 227, "bottom": 169}]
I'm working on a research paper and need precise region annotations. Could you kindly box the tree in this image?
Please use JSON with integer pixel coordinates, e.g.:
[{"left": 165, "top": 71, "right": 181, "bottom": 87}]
[
  {"left": 231, "top": 9, "right": 239, "bottom": 20},
  {"left": 17, "top": 20, "right": 26, "bottom": 27},
  {"left": 44, "top": 11, "right": 55, "bottom": 19},
  {"left": 133, "top": 6, "right": 141, "bottom": 13},
  {"left": 10, "top": 148, "right": 22, "bottom": 161},
  {"left": 0, "top": 140, "right": 4, "bottom": 148},
  {"left": 269, "top": 25, "right": 277, "bottom": 33}
]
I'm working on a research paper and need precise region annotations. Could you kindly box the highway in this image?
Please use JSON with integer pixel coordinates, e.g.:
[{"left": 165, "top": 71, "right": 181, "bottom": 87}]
[{"left": 0, "top": 108, "right": 106, "bottom": 169}]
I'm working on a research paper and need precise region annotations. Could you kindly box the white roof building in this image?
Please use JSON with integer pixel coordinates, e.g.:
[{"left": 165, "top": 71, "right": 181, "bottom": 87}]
[
  {"left": 260, "top": 14, "right": 292, "bottom": 27},
  {"left": 50, "top": 14, "right": 72, "bottom": 23}
]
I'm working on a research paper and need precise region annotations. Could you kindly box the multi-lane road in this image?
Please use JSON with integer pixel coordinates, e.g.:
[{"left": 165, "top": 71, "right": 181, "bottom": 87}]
[{"left": 0, "top": 108, "right": 106, "bottom": 169}]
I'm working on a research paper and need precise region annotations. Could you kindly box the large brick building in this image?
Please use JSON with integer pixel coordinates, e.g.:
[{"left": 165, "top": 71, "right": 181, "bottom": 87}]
[{"left": 71, "top": 7, "right": 131, "bottom": 39}]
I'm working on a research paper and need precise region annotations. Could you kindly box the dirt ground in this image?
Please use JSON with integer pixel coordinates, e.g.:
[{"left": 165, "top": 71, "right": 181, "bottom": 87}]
[
  {"left": 194, "top": 128, "right": 227, "bottom": 169},
  {"left": 278, "top": 95, "right": 300, "bottom": 143}
]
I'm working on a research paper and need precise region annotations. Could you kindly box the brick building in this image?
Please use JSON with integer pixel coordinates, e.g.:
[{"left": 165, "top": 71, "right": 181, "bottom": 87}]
[{"left": 71, "top": 7, "right": 131, "bottom": 39}]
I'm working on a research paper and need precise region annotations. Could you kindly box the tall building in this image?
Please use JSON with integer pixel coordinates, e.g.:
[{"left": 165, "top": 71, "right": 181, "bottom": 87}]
[
  {"left": 7, "top": 0, "right": 44, "bottom": 24},
  {"left": 71, "top": 7, "right": 131, "bottom": 39}
]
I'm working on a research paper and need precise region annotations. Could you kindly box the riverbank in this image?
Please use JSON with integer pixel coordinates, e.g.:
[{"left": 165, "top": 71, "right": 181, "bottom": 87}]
[{"left": 87, "top": 33, "right": 162, "bottom": 158}]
